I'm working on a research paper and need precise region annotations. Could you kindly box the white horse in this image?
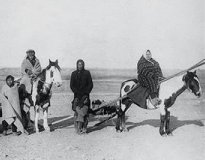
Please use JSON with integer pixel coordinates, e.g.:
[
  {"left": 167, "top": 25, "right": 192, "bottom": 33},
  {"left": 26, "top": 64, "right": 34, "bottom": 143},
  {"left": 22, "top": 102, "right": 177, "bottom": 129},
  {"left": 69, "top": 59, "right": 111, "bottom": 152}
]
[
  {"left": 117, "top": 71, "right": 202, "bottom": 136},
  {"left": 31, "top": 59, "right": 62, "bottom": 133}
]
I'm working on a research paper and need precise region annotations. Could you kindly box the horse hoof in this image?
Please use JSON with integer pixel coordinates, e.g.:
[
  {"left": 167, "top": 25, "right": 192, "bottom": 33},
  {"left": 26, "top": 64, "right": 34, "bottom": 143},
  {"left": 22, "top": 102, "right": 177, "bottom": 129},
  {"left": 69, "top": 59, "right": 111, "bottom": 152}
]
[
  {"left": 160, "top": 131, "right": 166, "bottom": 137},
  {"left": 166, "top": 131, "right": 173, "bottom": 136},
  {"left": 35, "top": 128, "right": 40, "bottom": 133},
  {"left": 161, "top": 133, "right": 167, "bottom": 137},
  {"left": 116, "top": 129, "right": 121, "bottom": 133},
  {"left": 122, "top": 128, "right": 129, "bottom": 132},
  {"left": 24, "top": 130, "right": 30, "bottom": 135},
  {"left": 45, "top": 127, "right": 50, "bottom": 132}
]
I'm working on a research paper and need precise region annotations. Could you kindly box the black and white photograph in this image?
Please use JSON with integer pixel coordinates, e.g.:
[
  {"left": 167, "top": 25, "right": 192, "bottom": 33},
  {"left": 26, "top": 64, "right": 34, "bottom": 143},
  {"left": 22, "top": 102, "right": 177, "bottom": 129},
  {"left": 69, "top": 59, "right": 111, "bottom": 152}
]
[{"left": 0, "top": 0, "right": 204, "bottom": 160}]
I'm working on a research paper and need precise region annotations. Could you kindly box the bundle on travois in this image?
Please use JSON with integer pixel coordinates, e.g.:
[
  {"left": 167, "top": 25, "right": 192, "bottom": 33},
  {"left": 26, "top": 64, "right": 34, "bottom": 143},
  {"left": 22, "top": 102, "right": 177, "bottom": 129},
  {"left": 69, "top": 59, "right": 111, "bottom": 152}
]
[{"left": 91, "top": 99, "right": 120, "bottom": 116}]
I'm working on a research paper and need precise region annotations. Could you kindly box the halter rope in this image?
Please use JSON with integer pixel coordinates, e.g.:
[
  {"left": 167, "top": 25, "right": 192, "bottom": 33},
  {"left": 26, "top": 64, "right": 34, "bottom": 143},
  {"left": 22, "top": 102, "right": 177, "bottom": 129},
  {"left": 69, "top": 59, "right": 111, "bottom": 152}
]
[{"left": 96, "top": 59, "right": 205, "bottom": 110}]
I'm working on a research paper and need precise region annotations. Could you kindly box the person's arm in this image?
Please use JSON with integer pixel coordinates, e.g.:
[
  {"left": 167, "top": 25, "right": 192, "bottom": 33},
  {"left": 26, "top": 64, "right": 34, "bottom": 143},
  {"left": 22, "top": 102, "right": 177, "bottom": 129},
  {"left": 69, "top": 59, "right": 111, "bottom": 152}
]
[
  {"left": 84, "top": 71, "right": 93, "bottom": 94},
  {"left": 70, "top": 72, "right": 78, "bottom": 94},
  {"left": 1, "top": 86, "right": 8, "bottom": 99},
  {"left": 32, "top": 59, "right": 42, "bottom": 76},
  {"left": 21, "top": 60, "right": 28, "bottom": 75}
]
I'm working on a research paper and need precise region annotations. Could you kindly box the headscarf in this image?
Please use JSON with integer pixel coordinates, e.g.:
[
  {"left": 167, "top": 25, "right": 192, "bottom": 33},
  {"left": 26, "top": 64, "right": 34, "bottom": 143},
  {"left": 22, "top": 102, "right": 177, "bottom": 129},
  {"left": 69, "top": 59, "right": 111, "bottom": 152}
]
[
  {"left": 142, "top": 50, "right": 154, "bottom": 65},
  {"left": 76, "top": 59, "right": 85, "bottom": 71},
  {"left": 6, "top": 75, "right": 14, "bottom": 81}
]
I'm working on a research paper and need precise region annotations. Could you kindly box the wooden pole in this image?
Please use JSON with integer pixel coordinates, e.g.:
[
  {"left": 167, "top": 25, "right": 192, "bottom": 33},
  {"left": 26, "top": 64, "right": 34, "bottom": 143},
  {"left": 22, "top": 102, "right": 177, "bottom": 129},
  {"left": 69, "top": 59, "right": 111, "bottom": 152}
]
[{"left": 95, "top": 59, "right": 205, "bottom": 110}]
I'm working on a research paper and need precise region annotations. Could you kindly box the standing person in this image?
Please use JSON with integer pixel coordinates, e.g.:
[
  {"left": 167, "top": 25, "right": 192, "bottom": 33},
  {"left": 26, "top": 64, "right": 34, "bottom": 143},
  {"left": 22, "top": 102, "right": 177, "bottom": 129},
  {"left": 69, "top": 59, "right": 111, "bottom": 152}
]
[
  {"left": 137, "top": 50, "right": 164, "bottom": 106},
  {"left": 70, "top": 59, "right": 93, "bottom": 107},
  {"left": 75, "top": 95, "right": 89, "bottom": 134},
  {"left": 70, "top": 59, "right": 93, "bottom": 132},
  {"left": 0, "top": 75, "right": 26, "bottom": 136}
]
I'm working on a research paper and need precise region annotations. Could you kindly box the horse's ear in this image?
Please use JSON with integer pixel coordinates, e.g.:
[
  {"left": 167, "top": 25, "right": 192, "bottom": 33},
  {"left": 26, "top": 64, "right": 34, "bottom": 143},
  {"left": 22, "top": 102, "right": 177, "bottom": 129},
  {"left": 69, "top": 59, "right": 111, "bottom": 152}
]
[
  {"left": 56, "top": 59, "right": 58, "bottom": 64},
  {"left": 193, "top": 70, "right": 197, "bottom": 74},
  {"left": 49, "top": 59, "right": 51, "bottom": 64}
]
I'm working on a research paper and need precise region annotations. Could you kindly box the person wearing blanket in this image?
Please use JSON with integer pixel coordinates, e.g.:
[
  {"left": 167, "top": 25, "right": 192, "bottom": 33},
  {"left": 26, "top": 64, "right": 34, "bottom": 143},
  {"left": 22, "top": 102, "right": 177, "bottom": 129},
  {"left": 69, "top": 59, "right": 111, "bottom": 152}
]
[
  {"left": 1, "top": 75, "right": 27, "bottom": 136},
  {"left": 19, "top": 49, "right": 42, "bottom": 107}
]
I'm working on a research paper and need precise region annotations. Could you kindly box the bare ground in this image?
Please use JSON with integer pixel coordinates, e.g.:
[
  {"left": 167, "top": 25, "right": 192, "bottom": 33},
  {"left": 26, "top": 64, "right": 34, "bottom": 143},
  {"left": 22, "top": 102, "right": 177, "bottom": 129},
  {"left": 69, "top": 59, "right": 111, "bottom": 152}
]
[{"left": 0, "top": 90, "right": 205, "bottom": 160}]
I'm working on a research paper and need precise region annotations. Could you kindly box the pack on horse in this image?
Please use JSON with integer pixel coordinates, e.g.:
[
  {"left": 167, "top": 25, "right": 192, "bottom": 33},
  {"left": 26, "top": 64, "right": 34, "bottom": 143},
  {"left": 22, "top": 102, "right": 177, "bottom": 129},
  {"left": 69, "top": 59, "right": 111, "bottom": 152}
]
[
  {"left": 117, "top": 70, "right": 202, "bottom": 136},
  {"left": 19, "top": 59, "right": 62, "bottom": 133}
]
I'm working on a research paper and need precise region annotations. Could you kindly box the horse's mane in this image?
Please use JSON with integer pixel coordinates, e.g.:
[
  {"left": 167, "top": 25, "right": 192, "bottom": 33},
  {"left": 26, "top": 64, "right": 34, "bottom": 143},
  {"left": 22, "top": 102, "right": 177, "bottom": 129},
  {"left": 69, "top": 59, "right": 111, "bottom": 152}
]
[{"left": 37, "top": 61, "right": 61, "bottom": 82}]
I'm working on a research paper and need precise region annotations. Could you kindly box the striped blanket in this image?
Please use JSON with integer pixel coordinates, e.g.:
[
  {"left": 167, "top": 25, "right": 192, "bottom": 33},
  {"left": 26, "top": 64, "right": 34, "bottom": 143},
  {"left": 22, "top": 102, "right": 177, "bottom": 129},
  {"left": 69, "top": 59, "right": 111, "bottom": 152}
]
[
  {"left": 20, "top": 57, "right": 41, "bottom": 94},
  {"left": 137, "top": 56, "right": 163, "bottom": 97}
]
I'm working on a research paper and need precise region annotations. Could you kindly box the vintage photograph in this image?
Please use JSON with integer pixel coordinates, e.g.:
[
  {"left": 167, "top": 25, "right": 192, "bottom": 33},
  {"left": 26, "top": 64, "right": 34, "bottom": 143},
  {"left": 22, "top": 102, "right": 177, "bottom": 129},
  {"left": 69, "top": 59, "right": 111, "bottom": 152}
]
[{"left": 0, "top": 0, "right": 204, "bottom": 160}]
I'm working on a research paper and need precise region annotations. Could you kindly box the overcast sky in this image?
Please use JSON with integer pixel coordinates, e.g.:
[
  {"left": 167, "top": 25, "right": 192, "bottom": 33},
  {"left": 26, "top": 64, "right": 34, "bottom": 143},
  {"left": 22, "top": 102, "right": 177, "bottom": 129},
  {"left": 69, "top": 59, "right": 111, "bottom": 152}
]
[{"left": 0, "top": 0, "right": 204, "bottom": 69}]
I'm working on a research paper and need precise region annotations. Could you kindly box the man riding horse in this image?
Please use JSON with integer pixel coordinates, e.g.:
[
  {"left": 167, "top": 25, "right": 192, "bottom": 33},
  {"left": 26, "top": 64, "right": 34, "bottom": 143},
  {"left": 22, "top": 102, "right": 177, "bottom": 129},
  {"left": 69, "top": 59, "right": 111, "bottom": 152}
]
[
  {"left": 18, "top": 49, "right": 41, "bottom": 129},
  {"left": 137, "top": 50, "right": 163, "bottom": 107},
  {"left": 19, "top": 49, "right": 41, "bottom": 107}
]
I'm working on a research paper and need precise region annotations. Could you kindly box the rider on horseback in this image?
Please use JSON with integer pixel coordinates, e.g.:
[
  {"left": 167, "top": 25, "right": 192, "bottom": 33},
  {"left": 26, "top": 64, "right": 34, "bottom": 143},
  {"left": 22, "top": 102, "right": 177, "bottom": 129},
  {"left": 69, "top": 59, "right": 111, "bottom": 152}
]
[
  {"left": 137, "top": 50, "right": 163, "bottom": 107},
  {"left": 19, "top": 49, "right": 42, "bottom": 107}
]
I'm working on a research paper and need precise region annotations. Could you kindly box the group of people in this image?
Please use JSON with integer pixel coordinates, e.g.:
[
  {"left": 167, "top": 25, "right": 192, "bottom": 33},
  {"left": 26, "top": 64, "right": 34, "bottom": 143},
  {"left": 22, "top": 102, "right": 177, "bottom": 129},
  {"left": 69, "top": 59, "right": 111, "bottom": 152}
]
[
  {"left": 1, "top": 49, "right": 41, "bottom": 136},
  {"left": 0, "top": 49, "right": 163, "bottom": 136}
]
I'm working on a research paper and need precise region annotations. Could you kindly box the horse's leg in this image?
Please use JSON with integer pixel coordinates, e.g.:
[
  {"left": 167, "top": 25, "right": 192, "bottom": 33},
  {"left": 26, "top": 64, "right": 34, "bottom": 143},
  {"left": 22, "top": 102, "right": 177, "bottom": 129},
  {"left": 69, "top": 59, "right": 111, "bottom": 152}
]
[
  {"left": 115, "top": 113, "right": 121, "bottom": 132},
  {"left": 27, "top": 111, "right": 33, "bottom": 128},
  {"left": 116, "top": 101, "right": 130, "bottom": 132},
  {"left": 34, "top": 105, "right": 40, "bottom": 133},
  {"left": 43, "top": 107, "right": 50, "bottom": 132},
  {"left": 159, "top": 104, "right": 168, "bottom": 136},
  {"left": 165, "top": 110, "right": 172, "bottom": 136},
  {"left": 82, "top": 116, "right": 88, "bottom": 133},
  {"left": 121, "top": 112, "right": 128, "bottom": 132},
  {"left": 159, "top": 114, "right": 166, "bottom": 136},
  {"left": 116, "top": 104, "right": 125, "bottom": 132}
]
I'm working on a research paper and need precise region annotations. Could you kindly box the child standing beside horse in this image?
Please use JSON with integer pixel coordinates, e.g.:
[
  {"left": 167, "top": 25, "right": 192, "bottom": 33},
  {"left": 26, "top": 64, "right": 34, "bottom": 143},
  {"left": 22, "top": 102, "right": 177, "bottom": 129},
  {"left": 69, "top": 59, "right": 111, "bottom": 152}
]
[
  {"left": 0, "top": 75, "right": 27, "bottom": 136},
  {"left": 73, "top": 95, "right": 89, "bottom": 134}
]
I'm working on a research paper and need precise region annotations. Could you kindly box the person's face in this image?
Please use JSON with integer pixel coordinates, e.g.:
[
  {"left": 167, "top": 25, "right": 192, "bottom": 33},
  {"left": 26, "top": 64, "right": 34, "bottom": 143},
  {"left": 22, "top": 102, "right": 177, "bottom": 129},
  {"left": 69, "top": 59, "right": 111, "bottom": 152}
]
[
  {"left": 27, "top": 54, "right": 35, "bottom": 61},
  {"left": 145, "top": 51, "right": 152, "bottom": 60},
  {"left": 77, "top": 62, "right": 84, "bottom": 71},
  {"left": 6, "top": 78, "right": 14, "bottom": 87}
]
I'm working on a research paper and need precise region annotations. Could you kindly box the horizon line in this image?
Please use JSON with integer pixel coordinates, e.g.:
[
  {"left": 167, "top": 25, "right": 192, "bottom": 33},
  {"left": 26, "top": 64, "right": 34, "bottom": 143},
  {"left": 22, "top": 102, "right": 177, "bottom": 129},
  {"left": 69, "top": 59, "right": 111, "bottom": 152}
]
[{"left": 1, "top": 66, "right": 203, "bottom": 71}]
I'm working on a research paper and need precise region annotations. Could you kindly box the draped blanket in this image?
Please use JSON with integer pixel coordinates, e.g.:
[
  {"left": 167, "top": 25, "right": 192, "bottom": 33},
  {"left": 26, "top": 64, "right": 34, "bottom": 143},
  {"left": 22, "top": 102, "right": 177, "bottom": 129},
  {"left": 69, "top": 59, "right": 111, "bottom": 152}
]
[
  {"left": 21, "top": 57, "right": 41, "bottom": 76},
  {"left": 127, "top": 84, "right": 150, "bottom": 109},
  {"left": 20, "top": 57, "right": 41, "bottom": 94},
  {"left": 0, "top": 84, "right": 24, "bottom": 132},
  {"left": 137, "top": 56, "right": 163, "bottom": 95}
]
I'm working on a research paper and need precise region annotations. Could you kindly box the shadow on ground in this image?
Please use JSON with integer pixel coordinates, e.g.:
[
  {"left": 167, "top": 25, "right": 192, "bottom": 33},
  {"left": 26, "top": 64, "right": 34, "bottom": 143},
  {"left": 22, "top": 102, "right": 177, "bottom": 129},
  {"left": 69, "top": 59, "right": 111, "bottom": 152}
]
[
  {"left": 1, "top": 115, "right": 203, "bottom": 135},
  {"left": 127, "top": 116, "right": 204, "bottom": 132}
]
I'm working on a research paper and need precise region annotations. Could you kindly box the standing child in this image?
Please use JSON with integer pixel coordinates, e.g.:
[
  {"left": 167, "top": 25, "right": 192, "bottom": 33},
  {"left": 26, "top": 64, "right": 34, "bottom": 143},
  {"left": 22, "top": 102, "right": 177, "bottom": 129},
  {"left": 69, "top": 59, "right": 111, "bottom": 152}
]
[
  {"left": 75, "top": 95, "right": 89, "bottom": 134},
  {"left": 1, "top": 75, "right": 26, "bottom": 136}
]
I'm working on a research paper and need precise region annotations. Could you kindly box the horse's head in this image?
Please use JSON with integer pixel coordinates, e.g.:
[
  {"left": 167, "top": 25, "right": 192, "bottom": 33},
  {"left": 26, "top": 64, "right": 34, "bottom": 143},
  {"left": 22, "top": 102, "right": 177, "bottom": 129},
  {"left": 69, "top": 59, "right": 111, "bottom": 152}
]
[
  {"left": 183, "top": 71, "right": 202, "bottom": 98},
  {"left": 46, "top": 59, "right": 62, "bottom": 87}
]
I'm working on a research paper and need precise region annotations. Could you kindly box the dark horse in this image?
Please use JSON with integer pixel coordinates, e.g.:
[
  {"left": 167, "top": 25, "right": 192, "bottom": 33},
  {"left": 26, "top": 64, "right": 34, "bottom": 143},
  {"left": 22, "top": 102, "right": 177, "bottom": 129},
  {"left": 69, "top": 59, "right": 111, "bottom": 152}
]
[
  {"left": 19, "top": 60, "right": 62, "bottom": 133},
  {"left": 117, "top": 71, "right": 202, "bottom": 136}
]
